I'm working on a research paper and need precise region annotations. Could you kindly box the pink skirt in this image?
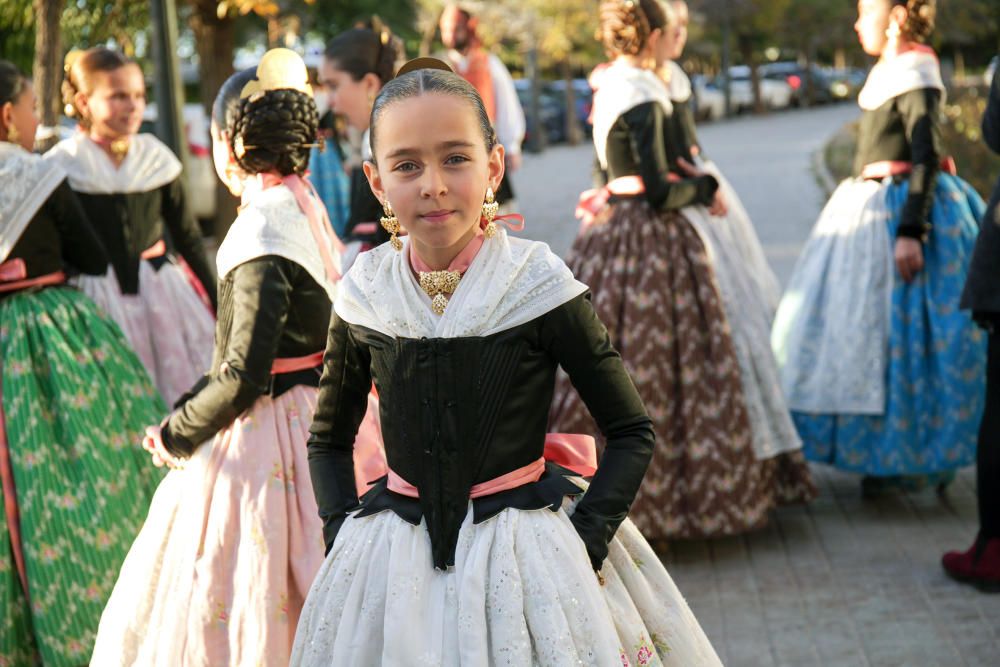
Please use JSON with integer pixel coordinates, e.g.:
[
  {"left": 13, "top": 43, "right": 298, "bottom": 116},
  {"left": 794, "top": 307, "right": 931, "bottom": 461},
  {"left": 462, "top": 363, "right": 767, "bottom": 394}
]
[
  {"left": 91, "top": 386, "right": 349, "bottom": 666},
  {"left": 74, "top": 259, "right": 215, "bottom": 406}
]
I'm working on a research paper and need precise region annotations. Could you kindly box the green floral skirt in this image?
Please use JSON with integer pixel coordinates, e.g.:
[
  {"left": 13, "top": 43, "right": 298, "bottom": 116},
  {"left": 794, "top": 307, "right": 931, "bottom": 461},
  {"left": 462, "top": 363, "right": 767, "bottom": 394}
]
[{"left": 0, "top": 286, "right": 165, "bottom": 666}]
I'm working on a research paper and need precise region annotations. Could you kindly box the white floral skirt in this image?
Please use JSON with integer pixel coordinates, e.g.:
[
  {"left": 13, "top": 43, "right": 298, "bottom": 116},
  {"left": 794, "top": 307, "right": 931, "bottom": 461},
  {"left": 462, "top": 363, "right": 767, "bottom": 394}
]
[{"left": 291, "top": 487, "right": 722, "bottom": 667}]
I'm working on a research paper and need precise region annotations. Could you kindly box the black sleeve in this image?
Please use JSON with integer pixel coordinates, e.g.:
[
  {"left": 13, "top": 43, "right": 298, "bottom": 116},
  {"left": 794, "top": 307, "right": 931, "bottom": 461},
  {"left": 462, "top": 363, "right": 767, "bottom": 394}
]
[
  {"left": 45, "top": 179, "right": 108, "bottom": 275},
  {"left": 540, "top": 293, "right": 655, "bottom": 570},
  {"left": 161, "top": 177, "right": 218, "bottom": 307},
  {"left": 623, "top": 102, "right": 718, "bottom": 211},
  {"left": 896, "top": 88, "right": 943, "bottom": 241},
  {"left": 161, "top": 256, "right": 296, "bottom": 456},
  {"left": 592, "top": 151, "right": 609, "bottom": 189},
  {"left": 984, "top": 63, "right": 1000, "bottom": 155},
  {"left": 307, "top": 313, "right": 373, "bottom": 553}
]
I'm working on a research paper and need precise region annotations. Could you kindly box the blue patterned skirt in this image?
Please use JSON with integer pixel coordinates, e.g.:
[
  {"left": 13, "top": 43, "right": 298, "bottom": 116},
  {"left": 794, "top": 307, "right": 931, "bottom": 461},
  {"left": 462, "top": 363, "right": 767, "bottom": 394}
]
[{"left": 780, "top": 174, "right": 986, "bottom": 475}]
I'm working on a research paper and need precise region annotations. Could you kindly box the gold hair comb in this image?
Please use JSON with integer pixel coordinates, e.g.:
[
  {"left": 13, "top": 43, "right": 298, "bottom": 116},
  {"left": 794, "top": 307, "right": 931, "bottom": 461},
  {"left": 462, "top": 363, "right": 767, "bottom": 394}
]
[
  {"left": 239, "top": 48, "right": 313, "bottom": 101},
  {"left": 395, "top": 57, "right": 454, "bottom": 79}
]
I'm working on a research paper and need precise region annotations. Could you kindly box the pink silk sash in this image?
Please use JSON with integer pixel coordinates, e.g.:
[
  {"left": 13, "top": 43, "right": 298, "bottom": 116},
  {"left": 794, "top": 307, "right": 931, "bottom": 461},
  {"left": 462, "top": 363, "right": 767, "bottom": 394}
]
[
  {"left": 270, "top": 351, "right": 324, "bottom": 375},
  {"left": 0, "top": 270, "right": 66, "bottom": 294},
  {"left": 575, "top": 175, "right": 646, "bottom": 228},
  {"left": 384, "top": 433, "right": 598, "bottom": 499},
  {"left": 0, "top": 367, "right": 29, "bottom": 600}
]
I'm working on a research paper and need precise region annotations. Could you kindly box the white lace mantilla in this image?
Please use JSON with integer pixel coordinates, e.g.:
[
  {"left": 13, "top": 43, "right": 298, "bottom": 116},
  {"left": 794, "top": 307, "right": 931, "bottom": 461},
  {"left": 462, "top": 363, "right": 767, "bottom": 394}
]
[
  {"left": 592, "top": 62, "right": 673, "bottom": 170},
  {"left": 44, "top": 132, "right": 182, "bottom": 194},
  {"left": 858, "top": 48, "right": 945, "bottom": 111},
  {"left": 0, "top": 143, "right": 67, "bottom": 264},
  {"left": 216, "top": 181, "right": 338, "bottom": 300},
  {"left": 335, "top": 230, "right": 587, "bottom": 339},
  {"left": 666, "top": 61, "right": 693, "bottom": 103}
]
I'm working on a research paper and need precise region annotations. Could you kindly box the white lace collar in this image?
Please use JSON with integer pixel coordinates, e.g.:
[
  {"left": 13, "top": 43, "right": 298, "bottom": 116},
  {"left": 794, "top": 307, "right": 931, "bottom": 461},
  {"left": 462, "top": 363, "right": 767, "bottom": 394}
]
[
  {"left": 216, "top": 179, "right": 338, "bottom": 300},
  {"left": 592, "top": 62, "right": 673, "bottom": 169},
  {"left": 335, "top": 229, "right": 587, "bottom": 339},
  {"left": 44, "top": 132, "right": 182, "bottom": 194},
  {"left": 0, "top": 143, "right": 67, "bottom": 264},
  {"left": 665, "top": 61, "right": 692, "bottom": 103},
  {"left": 858, "top": 46, "right": 945, "bottom": 111}
]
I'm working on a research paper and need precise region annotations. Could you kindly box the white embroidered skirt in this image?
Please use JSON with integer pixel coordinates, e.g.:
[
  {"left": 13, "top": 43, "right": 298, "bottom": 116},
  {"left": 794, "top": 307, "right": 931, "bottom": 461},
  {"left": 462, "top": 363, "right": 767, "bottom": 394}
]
[{"left": 291, "top": 490, "right": 722, "bottom": 667}]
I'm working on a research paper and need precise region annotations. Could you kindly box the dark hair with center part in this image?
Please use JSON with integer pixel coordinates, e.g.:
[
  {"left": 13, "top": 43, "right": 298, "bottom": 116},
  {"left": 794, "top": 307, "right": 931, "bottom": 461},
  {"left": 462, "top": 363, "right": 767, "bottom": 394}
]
[
  {"left": 324, "top": 18, "right": 402, "bottom": 84},
  {"left": 369, "top": 68, "right": 496, "bottom": 160},
  {"left": 0, "top": 60, "right": 29, "bottom": 109}
]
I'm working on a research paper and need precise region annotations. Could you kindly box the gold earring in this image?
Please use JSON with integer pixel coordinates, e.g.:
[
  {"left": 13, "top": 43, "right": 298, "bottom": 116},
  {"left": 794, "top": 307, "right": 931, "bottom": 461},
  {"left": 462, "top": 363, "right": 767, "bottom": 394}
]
[
  {"left": 886, "top": 21, "right": 901, "bottom": 40},
  {"left": 380, "top": 200, "right": 403, "bottom": 251},
  {"left": 6, "top": 123, "right": 19, "bottom": 144},
  {"left": 482, "top": 187, "right": 499, "bottom": 239}
]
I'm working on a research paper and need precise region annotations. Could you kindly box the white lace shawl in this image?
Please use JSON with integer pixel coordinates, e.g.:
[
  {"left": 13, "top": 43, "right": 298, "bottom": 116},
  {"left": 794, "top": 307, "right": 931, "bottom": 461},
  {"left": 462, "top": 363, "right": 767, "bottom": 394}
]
[
  {"left": 592, "top": 62, "right": 673, "bottom": 170},
  {"left": 44, "top": 132, "right": 182, "bottom": 194},
  {"left": 335, "top": 230, "right": 587, "bottom": 339},
  {"left": 0, "top": 143, "right": 67, "bottom": 264},
  {"left": 858, "top": 48, "right": 945, "bottom": 111},
  {"left": 666, "top": 61, "right": 693, "bottom": 103},
  {"left": 216, "top": 181, "right": 338, "bottom": 300}
]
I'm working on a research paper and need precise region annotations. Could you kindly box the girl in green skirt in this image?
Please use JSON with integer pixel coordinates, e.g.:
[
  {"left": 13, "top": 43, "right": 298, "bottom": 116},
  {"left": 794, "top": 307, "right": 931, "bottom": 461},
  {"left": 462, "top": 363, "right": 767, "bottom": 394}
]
[{"left": 0, "top": 60, "right": 165, "bottom": 666}]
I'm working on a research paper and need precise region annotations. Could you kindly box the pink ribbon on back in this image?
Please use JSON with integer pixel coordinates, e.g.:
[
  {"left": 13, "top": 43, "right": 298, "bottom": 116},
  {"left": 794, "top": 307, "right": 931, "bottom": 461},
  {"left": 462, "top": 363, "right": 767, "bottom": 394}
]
[
  {"left": 482, "top": 212, "right": 525, "bottom": 233},
  {"left": 259, "top": 172, "right": 344, "bottom": 285},
  {"left": 0, "top": 259, "right": 27, "bottom": 282}
]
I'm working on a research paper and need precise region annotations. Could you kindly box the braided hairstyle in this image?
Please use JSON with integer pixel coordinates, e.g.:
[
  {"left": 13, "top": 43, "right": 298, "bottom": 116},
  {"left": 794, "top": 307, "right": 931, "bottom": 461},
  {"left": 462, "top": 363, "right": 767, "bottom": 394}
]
[
  {"left": 228, "top": 87, "right": 319, "bottom": 176},
  {"left": 893, "top": 0, "right": 935, "bottom": 44},
  {"left": 324, "top": 16, "right": 403, "bottom": 84},
  {"left": 62, "top": 47, "right": 133, "bottom": 129},
  {"left": 599, "top": 0, "right": 668, "bottom": 57}
]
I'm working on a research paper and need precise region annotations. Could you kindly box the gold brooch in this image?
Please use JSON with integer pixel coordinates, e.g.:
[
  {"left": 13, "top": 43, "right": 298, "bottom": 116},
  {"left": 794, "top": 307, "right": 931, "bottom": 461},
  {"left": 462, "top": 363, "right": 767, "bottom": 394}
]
[{"left": 419, "top": 270, "right": 461, "bottom": 315}]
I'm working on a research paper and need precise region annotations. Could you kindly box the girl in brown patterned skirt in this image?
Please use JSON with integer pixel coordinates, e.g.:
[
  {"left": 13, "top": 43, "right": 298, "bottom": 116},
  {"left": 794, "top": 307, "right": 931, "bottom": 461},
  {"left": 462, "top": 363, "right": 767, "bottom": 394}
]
[{"left": 550, "top": 0, "right": 815, "bottom": 540}]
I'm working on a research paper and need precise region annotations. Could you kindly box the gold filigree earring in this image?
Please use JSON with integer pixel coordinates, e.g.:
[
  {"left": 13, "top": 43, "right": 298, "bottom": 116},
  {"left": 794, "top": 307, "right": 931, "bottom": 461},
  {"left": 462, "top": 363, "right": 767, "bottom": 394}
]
[
  {"left": 6, "top": 123, "right": 19, "bottom": 144},
  {"left": 482, "top": 187, "right": 499, "bottom": 238},
  {"left": 380, "top": 200, "right": 403, "bottom": 251}
]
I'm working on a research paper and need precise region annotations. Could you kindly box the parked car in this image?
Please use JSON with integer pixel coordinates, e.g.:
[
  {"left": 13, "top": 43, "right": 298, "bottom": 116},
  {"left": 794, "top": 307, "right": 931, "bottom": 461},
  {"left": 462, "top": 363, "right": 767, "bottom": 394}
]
[
  {"left": 760, "top": 62, "right": 836, "bottom": 106},
  {"left": 692, "top": 74, "right": 725, "bottom": 121},
  {"left": 986, "top": 56, "right": 998, "bottom": 85},
  {"left": 546, "top": 78, "right": 593, "bottom": 136},
  {"left": 717, "top": 66, "right": 793, "bottom": 112},
  {"left": 513, "top": 79, "right": 566, "bottom": 146}
]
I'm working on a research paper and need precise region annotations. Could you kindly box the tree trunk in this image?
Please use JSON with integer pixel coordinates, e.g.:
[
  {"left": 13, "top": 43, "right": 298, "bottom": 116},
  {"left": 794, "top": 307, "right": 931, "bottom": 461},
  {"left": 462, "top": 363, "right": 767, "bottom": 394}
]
[
  {"left": 954, "top": 48, "right": 965, "bottom": 82},
  {"left": 191, "top": 0, "right": 237, "bottom": 240},
  {"left": 561, "top": 60, "right": 582, "bottom": 146},
  {"left": 32, "top": 0, "right": 61, "bottom": 152}
]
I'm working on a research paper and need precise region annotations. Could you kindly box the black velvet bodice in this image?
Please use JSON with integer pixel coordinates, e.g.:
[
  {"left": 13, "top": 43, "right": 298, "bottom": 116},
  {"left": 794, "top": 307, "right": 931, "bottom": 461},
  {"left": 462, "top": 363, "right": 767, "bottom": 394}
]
[
  {"left": 604, "top": 101, "right": 718, "bottom": 211},
  {"left": 854, "top": 88, "right": 944, "bottom": 240},
  {"left": 3, "top": 180, "right": 107, "bottom": 291},
  {"left": 162, "top": 255, "right": 331, "bottom": 455},
  {"left": 308, "top": 293, "right": 655, "bottom": 571},
  {"left": 666, "top": 97, "right": 700, "bottom": 166},
  {"left": 75, "top": 177, "right": 217, "bottom": 304}
]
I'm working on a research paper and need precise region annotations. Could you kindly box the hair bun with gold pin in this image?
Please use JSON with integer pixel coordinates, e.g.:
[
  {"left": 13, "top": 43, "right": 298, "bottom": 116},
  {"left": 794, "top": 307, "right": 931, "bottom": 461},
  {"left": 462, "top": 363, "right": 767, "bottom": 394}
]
[
  {"left": 395, "top": 57, "right": 454, "bottom": 79},
  {"left": 240, "top": 48, "right": 313, "bottom": 102}
]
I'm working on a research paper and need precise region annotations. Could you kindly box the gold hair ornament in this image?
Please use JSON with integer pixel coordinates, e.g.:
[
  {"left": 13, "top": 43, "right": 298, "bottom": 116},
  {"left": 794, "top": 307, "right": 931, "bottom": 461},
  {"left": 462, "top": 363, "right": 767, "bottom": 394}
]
[
  {"left": 239, "top": 48, "right": 313, "bottom": 101},
  {"left": 395, "top": 57, "right": 455, "bottom": 79}
]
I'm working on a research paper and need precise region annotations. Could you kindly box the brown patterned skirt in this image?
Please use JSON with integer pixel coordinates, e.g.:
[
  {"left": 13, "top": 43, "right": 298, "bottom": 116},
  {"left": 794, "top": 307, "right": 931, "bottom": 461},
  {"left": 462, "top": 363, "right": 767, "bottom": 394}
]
[{"left": 549, "top": 200, "right": 814, "bottom": 540}]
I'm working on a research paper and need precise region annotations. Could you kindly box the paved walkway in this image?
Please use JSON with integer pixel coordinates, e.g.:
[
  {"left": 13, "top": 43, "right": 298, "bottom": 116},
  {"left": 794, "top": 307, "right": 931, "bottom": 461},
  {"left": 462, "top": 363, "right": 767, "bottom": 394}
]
[{"left": 513, "top": 104, "right": 1000, "bottom": 667}]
